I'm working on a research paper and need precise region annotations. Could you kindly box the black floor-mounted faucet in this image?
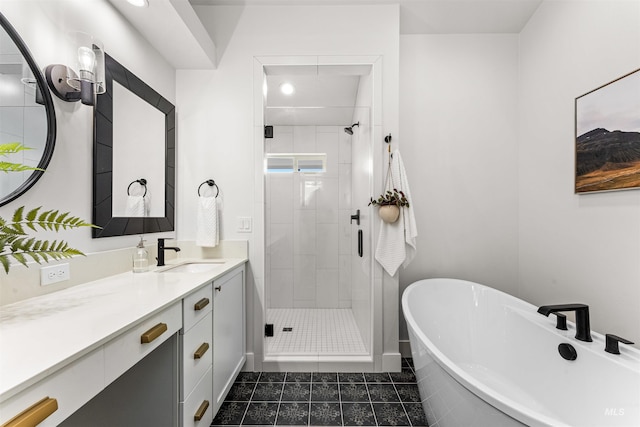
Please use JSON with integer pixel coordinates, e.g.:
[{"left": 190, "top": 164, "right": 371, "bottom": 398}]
[
  {"left": 537, "top": 303, "right": 592, "bottom": 342},
  {"left": 157, "top": 238, "right": 181, "bottom": 266}
]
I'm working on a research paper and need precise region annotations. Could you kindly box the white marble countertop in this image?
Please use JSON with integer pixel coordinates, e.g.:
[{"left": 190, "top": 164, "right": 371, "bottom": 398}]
[{"left": 0, "top": 257, "right": 247, "bottom": 402}]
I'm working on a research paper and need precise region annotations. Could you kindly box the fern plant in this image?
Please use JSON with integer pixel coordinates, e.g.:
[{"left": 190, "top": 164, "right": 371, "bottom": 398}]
[
  {"left": 0, "top": 142, "right": 97, "bottom": 273},
  {"left": 0, "top": 142, "right": 44, "bottom": 173},
  {"left": 0, "top": 207, "right": 96, "bottom": 273}
]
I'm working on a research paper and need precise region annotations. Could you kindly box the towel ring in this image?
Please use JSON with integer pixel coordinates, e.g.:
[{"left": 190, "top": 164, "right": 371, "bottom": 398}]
[
  {"left": 198, "top": 179, "right": 219, "bottom": 198},
  {"left": 127, "top": 178, "right": 147, "bottom": 197}
]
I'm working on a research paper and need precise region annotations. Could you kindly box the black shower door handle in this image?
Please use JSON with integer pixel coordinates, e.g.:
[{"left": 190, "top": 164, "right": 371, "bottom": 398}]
[{"left": 358, "top": 229, "right": 363, "bottom": 257}]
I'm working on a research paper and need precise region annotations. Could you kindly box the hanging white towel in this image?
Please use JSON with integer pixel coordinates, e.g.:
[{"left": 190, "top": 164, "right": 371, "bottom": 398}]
[
  {"left": 196, "top": 196, "right": 219, "bottom": 247},
  {"left": 374, "top": 149, "right": 418, "bottom": 276},
  {"left": 125, "top": 195, "right": 146, "bottom": 217}
]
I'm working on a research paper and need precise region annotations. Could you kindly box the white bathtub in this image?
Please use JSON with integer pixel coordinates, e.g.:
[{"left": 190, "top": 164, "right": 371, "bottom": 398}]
[{"left": 402, "top": 278, "right": 640, "bottom": 427}]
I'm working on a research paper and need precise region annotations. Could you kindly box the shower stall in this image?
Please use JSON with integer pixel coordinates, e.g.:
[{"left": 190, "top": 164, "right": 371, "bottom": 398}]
[{"left": 261, "top": 62, "right": 375, "bottom": 364}]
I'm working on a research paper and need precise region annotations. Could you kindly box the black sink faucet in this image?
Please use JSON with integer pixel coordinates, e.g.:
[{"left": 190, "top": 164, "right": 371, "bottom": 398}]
[
  {"left": 537, "top": 304, "right": 592, "bottom": 342},
  {"left": 157, "top": 238, "right": 181, "bottom": 266}
]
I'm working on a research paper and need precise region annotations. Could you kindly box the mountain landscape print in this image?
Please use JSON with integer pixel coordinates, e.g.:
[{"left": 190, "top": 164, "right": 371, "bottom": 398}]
[{"left": 575, "top": 68, "right": 640, "bottom": 193}]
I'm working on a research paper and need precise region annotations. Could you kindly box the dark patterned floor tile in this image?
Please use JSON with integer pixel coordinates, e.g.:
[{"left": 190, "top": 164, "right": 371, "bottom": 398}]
[
  {"left": 402, "top": 358, "right": 414, "bottom": 368},
  {"left": 403, "top": 403, "right": 429, "bottom": 426},
  {"left": 338, "top": 373, "right": 365, "bottom": 384},
  {"left": 252, "top": 382, "right": 284, "bottom": 401},
  {"left": 364, "top": 372, "right": 391, "bottom": 384},
  {"left": 389, "top": 368, "right": 416, "bottom": 384},
  {"left": 286, "top": 372, "right": 312, "bottom": 383},
  {"left": 339, "top": 383, "right": 369, "bottom": 402},
  {"left": 309, "top": 402, "right": 342, "bottom": 426},
  {"left": 282, "top": 382, "right": 311, "bottom": 401},
  {"left": 311, "top": 382, "right": 339, "bottom": 401},
  {"left": 226, "top": 382, "right": 256, "bottom": 401},
  {"left": 312, "top": 372, "right": 338, "bottom": 384},
  {"left": 372, "top": 403, "right": 410, "bottom": 426},
  {"left": 236, "top": 371, "right": 261, "bottom": 384},
  {"left": 212, "top": 401, "right": 248, "bottom": 425},
  {"left": 395, "top": 384, "right": 421, "bottom": 403},
  {"left": 242, "top": 402, "right": 278, "bottom": 425},
  {"left": 368, "top": 384, "right": 400, "bottom": 403},
  {"left": 342, "top": 402, "right": 376, "bottom": 426},
  {"left": 259, "top": 372, "right": 287, "bottom": 383},
  {"left": 276, "top": 402, "right": 310, "bottom": 425}
]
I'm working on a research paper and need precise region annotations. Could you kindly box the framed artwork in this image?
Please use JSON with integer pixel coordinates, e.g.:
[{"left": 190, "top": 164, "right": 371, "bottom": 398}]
[{"left": 575, "top": 68, "right": 640, "bottom": 193}]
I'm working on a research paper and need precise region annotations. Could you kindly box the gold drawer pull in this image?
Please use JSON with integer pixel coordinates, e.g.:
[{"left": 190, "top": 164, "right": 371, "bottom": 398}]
[
  {"left": 194, "top": 342, "right": 210, "bottom": 359},
  {"left": 194, "top": 400, "right": 210, "bottom": 421},
  {"left": 140, "top": 322, "right": 168, "bottom": 344},
  {"left": 194, "top": 297, "right": 210, "bottom": 311},
  {"left": 2, "top": 396, "right": 58, "bottom": 427}
]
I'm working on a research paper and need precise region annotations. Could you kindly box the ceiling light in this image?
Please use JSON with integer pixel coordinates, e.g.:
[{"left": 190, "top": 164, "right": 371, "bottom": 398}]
[
  {"left": 127, "top": 0, "right": 149, "bottom": 7},
  {"left": 280, "top": 82, "right": 295, "bottom": 96}
]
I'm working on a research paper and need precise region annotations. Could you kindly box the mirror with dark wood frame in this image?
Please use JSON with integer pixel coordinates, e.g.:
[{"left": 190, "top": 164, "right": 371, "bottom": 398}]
[
  {"left": 93, "top": 53, "right": 175, "bottom": 238},
  {"left": 0, "top": 12, "right": 56, "bottom": 207}
]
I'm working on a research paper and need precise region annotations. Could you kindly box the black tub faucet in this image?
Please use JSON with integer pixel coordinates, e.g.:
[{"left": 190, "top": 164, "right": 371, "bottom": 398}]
[
  {"left": 157, "top": 238, "right": 181, "bottom": 266},
  {"left": 537, "top": 304, "right": 592, "bottom": 342}
]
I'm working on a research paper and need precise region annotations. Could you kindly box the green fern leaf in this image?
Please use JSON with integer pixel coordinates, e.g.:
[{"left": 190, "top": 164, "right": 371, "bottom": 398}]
[
  {"left": 12, "top": 206, "right": 24, "bottom": 223},
  {"left": 0, "top": 256, "right": 9, "bottom": 273}
]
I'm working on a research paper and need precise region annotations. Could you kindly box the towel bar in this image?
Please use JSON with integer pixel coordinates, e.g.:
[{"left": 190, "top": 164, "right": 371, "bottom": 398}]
[
  {"left": 198, "top": 179, "right": 219, "bottom": 198},
  {"left": 127, "top": 178, "right": 147, "bottom": 197}
]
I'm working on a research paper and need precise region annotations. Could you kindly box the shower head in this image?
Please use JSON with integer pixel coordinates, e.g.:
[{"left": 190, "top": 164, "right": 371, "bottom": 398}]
[{"left": 344, "top": 122, "right": 360, "bottom": 135}]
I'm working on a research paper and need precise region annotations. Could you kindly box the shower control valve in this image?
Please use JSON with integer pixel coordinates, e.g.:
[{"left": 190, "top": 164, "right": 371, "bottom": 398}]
[{"left": 350, "top": 209, "right": 360, "bottom": 226}]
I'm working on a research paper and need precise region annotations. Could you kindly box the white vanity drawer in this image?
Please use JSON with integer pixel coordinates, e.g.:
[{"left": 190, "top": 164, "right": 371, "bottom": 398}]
[
  {"left": 0, "top": 347, "right": 104, "bottom": 426},
  {"left": 181, "top": 366, "right": 213, "bottom": 427},
  {"left": 182, "top": 311, "right": 212, "bottom": 399},
  {"left": 104, "top": 302, "right": 181, "bottom": 385},
  {"left": 183, "top": 283, "right": 213, "bottom": 332}
]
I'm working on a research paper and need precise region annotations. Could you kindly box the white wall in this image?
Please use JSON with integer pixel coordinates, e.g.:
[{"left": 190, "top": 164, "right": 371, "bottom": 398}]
[
  {"left": 518, "top": 0, "right": 640, "bottom": 343},
  {"left": 178, "top": 4, "right": 399, "bottom": 369},
  {"left": 398, "top": 34, "right": 520, "bottom": 341},
  {"left": 0, "top": 0, "right": 175, "bottom": 253}
]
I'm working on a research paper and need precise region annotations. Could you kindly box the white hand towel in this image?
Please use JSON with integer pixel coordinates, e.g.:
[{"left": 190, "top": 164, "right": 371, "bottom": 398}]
[
  {"left": 393, "top": 150, "right": 418, "bottom": 267},
  {"left": 196, "top": 196, "right": 219, "bottom": 247},
  {"left": 374, "top": 149, "right": 418, "bottom": 276},
  {"left": 125, "top": 195, "right": 146, "bottom": 217}
]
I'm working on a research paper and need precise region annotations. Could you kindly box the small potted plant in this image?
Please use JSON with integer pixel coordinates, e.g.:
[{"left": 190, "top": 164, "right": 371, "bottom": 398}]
[{"left": 368, "top": 188, "right": 409, "bottom": 223}]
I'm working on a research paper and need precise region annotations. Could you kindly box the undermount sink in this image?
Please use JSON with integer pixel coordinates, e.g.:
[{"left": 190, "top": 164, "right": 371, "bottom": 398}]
[{"left": 160, "top": 261, "right": 225, "bottom": 273}]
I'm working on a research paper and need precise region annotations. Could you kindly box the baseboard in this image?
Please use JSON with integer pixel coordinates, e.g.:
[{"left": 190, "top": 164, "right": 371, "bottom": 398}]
[
  {"left": 399, "top": 340, "right": 412, "bottom": 358},
  {"left": 381, "top": 352, "right": 402, "bottom": 372}
]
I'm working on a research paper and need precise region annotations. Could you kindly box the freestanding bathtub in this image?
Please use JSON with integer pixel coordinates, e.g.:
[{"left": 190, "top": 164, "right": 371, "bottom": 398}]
[{"left": 402, "top": 278, "right": 640, "bottom": 427}]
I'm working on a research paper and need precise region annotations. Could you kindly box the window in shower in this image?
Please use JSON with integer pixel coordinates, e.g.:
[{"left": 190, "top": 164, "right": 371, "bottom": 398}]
[{"left": 266, "top": 153, "right": 326, "bottom": 174}]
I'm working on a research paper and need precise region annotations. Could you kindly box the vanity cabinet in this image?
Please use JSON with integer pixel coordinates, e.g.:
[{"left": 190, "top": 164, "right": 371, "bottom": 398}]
[
  {"left": 0, "top": 347, "right": 103, "bottom": 426},
  {"left": 180, "top": 284, "right": 214, "bottom": 427},
  {"left": 212, "top": 265, "right": 246, "bottom": 415}
]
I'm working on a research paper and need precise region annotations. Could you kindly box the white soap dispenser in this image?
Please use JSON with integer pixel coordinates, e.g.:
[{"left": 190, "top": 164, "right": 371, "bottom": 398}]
[{"left": 133, "top": 236, "right": 149, "bottom": 273}]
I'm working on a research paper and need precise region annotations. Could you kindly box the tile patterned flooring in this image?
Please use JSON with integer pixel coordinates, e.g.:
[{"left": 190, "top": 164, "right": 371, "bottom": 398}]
[
  {"left": 211, "top": 358, "right": 427, "bottom": 426},
  {"left": 265, "top": 309, "right": 367, "bottom": 355}
]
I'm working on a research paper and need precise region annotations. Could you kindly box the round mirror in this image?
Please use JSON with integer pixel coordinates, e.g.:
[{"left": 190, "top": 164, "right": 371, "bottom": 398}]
[{"left": 0, "top": 12, "right": 56, "bottom": 207}]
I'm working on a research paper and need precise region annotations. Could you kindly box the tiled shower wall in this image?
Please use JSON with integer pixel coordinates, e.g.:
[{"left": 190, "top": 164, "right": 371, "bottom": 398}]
[{"left": 266, "top": 126, "right": 353, "bottom": 309}]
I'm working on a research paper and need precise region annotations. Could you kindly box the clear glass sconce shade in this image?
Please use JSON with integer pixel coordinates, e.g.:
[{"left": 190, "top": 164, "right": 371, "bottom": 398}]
[{"left": 66, "top": 32, "right": 105, "bottom": 95}]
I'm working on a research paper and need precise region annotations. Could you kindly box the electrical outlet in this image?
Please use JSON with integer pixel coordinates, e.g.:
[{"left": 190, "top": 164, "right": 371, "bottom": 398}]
[{"left": 41, "top": 263, "right": 70, "bottom": 286}]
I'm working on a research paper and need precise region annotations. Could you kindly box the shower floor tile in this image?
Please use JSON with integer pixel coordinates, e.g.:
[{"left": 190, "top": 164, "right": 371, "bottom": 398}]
[
  {"left": 265, "top": 308, "right": 367, "bottom": 355},
  {"left": 211, "top": 357, "right": 428, "bottom": 427}
]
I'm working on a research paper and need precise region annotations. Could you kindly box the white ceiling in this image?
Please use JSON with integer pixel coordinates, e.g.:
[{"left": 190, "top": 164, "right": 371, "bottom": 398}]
[
  {"left": 189, "top": 0, "right": 543, "bottom": 34},
  {"left": 264, "top": 64, "right": 374, "bottom": 126}
]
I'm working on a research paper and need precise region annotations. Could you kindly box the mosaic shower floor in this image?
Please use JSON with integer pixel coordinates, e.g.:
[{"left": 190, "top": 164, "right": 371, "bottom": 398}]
[{"left": 211, "top": 358, "right": 428, "bottom": 426}]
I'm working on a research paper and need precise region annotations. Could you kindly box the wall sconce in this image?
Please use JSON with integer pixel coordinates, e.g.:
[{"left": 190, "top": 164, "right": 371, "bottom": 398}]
[{"left": 45, "top": 33, "right": 105, "bottom": 106}]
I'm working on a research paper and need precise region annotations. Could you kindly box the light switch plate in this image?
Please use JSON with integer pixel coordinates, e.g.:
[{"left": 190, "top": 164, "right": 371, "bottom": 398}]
[{"left": 237, "top": 217, "right": 252, "bottom": 233}]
